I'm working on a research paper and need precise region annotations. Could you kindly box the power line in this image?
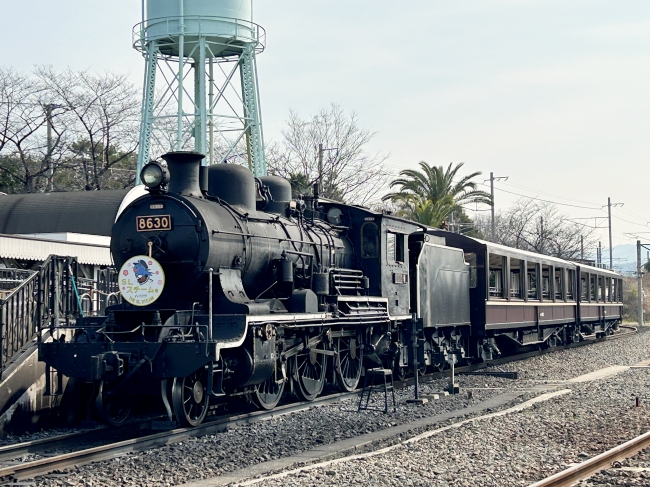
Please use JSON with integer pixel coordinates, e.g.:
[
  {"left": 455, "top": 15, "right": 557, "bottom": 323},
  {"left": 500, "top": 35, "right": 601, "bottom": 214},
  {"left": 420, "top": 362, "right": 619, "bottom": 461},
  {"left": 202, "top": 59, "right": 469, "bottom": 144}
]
[
  {"left": 616, "top": 206, "right": 650, "bottom": 222},
  {"left": 610, "top": 212, "right": 650, "bottom": 227},
  {"left": 480, "top": 183, "right": 603, "bottom": 210},
  {"left": 500, "top": 180, "right": 603, "bottom": 207}
]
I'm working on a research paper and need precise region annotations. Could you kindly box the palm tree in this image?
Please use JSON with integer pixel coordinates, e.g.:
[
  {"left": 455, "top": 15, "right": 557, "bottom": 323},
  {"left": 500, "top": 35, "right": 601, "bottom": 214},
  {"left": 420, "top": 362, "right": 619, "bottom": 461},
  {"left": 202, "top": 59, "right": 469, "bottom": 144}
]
[
  {"left": 383, "top": 161, "right": 492, "bottom": 227},
  {"left": 390, "top": 194, "right": 455, "bottom": 228}
]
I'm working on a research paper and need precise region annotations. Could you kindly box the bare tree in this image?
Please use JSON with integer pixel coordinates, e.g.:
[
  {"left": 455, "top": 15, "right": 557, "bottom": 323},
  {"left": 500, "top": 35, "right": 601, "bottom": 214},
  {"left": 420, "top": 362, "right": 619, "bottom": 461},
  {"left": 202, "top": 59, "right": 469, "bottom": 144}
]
[
  {"left": 0, "top": 68, "right": 52, "bottom": 193},
  {"left": 267, "top": 104, "right": 392, "bottom": 205},
  {"left": 474, "top": 198, "right": 597, "bottom": 260},
  {"left": 36, "top": 67, "right": 139, "bottom": 190}
]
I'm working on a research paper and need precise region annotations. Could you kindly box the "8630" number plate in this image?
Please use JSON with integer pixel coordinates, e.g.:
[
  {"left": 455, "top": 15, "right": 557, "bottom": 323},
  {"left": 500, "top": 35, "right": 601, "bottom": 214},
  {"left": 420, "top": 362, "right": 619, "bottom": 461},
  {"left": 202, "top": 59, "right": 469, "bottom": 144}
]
[{"left": 136, "top": 215, "right": 172, "bottom": 232}]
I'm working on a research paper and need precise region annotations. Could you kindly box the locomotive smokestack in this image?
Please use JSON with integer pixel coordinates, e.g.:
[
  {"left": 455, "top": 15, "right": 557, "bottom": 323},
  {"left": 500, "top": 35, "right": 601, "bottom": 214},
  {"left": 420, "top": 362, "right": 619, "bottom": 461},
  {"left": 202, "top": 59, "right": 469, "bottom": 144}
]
[{"left": 161, "top": 151, "right": 204, "bottom": 198}]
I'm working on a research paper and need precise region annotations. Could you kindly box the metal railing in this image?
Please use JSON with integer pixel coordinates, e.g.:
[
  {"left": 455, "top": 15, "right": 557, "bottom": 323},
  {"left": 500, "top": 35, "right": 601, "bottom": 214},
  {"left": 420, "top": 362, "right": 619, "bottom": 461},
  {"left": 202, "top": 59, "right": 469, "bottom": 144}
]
[
  {"left": 0, "top": 270, "right": 38, "bottom": 376},
  {"left": 132, "top": 15, "right": 267, "bottom": 56},
  {"left": 0, "top": 256, "right": 81, "bottom": 378},
  {"left": 77, "top": 268, "right": 121, "bottom": 317}
]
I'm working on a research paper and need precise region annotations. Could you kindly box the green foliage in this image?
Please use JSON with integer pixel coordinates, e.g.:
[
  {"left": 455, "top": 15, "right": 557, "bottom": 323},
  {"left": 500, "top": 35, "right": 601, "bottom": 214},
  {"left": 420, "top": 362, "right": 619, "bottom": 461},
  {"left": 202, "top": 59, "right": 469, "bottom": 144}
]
[
  {"left": 383, "top": 161, "right": 492, "bottom": 227},
  {"left": 644, "top": 260, "right": 650, "bottom": 274},
  {"left": 0, "top": 156, "right": 27, "bottom": 194},
  {"left": 287, "top": 172, "right": 312, "bottom": 199}
]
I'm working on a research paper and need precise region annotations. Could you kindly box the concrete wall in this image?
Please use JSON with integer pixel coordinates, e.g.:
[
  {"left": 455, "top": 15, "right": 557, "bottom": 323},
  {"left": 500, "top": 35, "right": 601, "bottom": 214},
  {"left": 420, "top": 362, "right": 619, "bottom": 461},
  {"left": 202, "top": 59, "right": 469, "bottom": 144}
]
[{"left": 0, "top": 344, "right": 71, "bottom": 436}]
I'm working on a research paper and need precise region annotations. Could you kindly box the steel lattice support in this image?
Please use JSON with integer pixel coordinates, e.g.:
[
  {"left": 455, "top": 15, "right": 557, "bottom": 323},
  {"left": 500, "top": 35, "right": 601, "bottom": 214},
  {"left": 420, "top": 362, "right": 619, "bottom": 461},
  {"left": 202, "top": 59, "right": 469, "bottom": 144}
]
[
  {"left": 136, "top": 41, "right": 159, "bottom": 184},
  {"left": 133, "top": 13, "right": 268, "bottom": 182},
  {"left": 240, "top": 45, "right": 266, "bottom": 176}
]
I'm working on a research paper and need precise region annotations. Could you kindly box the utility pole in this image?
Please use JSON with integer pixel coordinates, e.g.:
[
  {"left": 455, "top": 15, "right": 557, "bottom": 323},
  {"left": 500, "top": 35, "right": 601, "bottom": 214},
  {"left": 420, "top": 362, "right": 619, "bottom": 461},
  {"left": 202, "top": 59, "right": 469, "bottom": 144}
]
[
  {"left": 45, "top": 104, "right": 54, "bottom": 193},
  {"left": 44, "top": 103, "right": 64, "bottom": 192},
  {"left": 490, "top": 172, "right": 494, "bottom": 239},
  {"left": 608, "top": 197, "right": 612, "bottom": 269},
  {"left": 638, "top": 240, "right": 644, "bottom": 326},
  {"left": 540, "top": 217, "right": 544, "bottom": 254},
  {"left": 318, "top": 143, "right": 323, "bottom": 186},
  {"left": 606, "top": 197, "right": 623, "bottom": 270},
  {"left": 487, "top": 172, "right": 508, "bottom": 241},
  {"left": 316, "top": 144, "right": 337, "bottom": 197},
  {"left": 580, "top": 235, "right": 584, "bottom": 261},
  {"left": 598, "top": 241, "right": 602, "bottom": 266}
]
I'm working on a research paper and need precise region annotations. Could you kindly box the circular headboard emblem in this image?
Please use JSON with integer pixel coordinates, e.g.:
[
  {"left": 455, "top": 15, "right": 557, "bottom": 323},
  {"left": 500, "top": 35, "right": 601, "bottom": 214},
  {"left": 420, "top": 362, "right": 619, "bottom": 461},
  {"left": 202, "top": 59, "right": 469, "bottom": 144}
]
[{"left": 119, "top": 255, "right": 165, "bottom": 306}]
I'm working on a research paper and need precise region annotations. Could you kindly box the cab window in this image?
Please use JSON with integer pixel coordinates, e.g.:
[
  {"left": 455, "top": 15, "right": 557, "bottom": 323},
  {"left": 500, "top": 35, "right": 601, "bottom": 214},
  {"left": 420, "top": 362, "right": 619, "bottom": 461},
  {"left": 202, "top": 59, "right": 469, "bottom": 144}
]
[
  {"left": 361, "top": 222, "right": 379, "bottom": 259},
  {"left": 386, "top": 232, "right": 405, "bottom": 264}
]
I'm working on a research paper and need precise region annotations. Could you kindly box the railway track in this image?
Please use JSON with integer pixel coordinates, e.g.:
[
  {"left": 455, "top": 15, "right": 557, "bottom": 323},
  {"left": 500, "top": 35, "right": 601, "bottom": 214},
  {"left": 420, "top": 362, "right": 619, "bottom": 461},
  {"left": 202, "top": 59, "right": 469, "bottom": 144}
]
[
  {"left": 0, "top": 326, "right": 637, "bottom": 483},
  {"left": 0, "top": 392, "right": 356, "bottom": 481},
  {"left": 528, "top": 429, "right": 650, "bottom": 487}
]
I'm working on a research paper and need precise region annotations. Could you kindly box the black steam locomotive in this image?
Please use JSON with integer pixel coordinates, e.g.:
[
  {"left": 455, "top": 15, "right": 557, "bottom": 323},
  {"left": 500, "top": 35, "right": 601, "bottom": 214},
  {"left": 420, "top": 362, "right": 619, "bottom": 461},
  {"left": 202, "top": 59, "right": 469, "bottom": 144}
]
[{"left": 39, "top": 152, "right": 623, "bottom": 427}]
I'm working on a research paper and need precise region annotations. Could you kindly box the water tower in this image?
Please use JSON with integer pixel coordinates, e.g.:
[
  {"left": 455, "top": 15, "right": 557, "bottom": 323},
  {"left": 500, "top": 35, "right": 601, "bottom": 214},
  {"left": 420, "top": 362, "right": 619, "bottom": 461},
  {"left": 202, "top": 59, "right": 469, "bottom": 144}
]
[{"left": 133, "top": 0, "right": 267, "bottom": 181}]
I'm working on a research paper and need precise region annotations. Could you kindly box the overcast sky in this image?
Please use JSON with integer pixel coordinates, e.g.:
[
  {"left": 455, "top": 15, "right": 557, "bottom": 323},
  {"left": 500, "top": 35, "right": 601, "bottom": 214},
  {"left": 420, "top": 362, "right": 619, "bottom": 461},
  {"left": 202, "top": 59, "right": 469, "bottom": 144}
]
[{"left": 1, "top": 1, "right": 648, "bottom": 253}]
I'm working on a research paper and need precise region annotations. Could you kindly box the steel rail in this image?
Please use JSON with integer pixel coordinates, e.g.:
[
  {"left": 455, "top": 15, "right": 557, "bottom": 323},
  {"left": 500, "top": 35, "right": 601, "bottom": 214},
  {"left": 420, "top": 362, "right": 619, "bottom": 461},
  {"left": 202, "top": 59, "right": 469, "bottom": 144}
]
[
  {"left": 0, "top": 419, "right": 155, "bottom": 464},
  {"left": 528, "top": 429, "right": 650, "bottom": 487}
]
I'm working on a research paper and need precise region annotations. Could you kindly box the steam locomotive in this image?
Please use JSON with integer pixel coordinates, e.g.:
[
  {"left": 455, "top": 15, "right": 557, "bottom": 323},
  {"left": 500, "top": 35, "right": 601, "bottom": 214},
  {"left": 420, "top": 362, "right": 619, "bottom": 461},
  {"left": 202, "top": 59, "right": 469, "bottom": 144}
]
[{"left": 39, "top": 151, "right": 623, "bottom": 427}]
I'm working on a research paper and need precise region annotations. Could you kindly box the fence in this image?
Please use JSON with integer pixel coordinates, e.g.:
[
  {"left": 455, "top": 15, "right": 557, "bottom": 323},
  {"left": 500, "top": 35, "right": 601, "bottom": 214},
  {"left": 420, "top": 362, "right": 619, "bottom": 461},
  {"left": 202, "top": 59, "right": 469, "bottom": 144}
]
[{"left": 0, "top": 256, "right": 80, "bottom": 377}]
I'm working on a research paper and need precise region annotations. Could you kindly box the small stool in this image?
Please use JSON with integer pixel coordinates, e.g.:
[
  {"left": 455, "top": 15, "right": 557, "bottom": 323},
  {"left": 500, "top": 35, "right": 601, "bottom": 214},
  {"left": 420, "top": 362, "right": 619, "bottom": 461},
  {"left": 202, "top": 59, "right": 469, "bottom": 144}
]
[{"left": 357, "top": 368, "right": 396, "bottom": 414}]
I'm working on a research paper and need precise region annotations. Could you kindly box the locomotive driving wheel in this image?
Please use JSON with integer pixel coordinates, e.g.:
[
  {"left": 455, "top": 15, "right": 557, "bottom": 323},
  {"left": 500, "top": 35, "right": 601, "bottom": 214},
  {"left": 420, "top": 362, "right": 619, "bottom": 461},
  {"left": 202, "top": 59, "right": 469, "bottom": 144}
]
[
  {"left": 95, "top": 380, "right": 131, "bottom": 427},
  {"left": 335, "top": 336, "right": 363, "bottom": 392},
  {"left": 252, "top": 369, "right": 285, "bottom": 410},
  {"left": 172, "top": 367, "right": 209, "bottom": 427},
  {"left": 293, "top": 340, "right": 327, "bottom": 401}
]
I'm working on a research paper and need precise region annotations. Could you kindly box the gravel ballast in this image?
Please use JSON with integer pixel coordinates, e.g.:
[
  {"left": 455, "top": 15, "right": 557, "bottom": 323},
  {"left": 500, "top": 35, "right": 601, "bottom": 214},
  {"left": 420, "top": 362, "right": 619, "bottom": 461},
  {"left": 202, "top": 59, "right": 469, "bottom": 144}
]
[{"left": 20, "top": 326, "right": 650, "bottom": 487}]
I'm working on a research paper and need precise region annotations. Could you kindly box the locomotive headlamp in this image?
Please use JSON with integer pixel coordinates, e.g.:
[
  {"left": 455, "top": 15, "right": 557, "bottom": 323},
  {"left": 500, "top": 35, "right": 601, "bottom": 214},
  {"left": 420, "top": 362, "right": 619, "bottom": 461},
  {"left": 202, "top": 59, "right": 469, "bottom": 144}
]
[{"left": 141, "top": 162, "right": 169, "bottom": 189}]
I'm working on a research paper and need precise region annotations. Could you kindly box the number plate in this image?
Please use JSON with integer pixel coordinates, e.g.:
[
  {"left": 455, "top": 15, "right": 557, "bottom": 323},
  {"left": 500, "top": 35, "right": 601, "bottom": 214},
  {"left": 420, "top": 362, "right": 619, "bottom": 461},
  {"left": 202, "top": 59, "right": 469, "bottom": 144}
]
[{"left": 136, "top": 215, "right": 172, "bottom": 232}]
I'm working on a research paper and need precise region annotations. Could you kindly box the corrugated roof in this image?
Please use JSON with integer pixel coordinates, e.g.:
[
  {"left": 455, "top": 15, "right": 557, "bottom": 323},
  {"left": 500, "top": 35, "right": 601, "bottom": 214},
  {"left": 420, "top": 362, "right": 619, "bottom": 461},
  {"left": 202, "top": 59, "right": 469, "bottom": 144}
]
[
  {"left": 0, "top": 190, "right": 129, "bottom": 236},
  {"left": 0, "top": 234, "right": 111, "bottom": 265}
]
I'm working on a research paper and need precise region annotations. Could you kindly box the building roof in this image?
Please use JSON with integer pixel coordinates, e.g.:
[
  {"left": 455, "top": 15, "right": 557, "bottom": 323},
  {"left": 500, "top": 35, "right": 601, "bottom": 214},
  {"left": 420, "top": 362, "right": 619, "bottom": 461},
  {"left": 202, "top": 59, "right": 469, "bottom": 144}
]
[{"left": 0, "top": 190, "right": 130, "bottom": 236}]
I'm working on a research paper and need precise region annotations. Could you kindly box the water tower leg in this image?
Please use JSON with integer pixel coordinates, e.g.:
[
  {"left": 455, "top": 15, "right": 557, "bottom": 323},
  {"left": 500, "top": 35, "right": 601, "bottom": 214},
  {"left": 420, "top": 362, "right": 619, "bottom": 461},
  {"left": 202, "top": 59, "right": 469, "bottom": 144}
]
[
  {"left": 208, "top": 59, "right": 214, "bottom": 165},
  {"left": 176, "top": 31, "right": 185, "bottom": 151},
  {"left": 194, "top": 37, "right": 207, "bottom": 157},
  {"left": 240, "top": 46, "right": 266, "bottom": 176},
  {"left": 136, "top": 41, "right": 158, "bottom": 184}
]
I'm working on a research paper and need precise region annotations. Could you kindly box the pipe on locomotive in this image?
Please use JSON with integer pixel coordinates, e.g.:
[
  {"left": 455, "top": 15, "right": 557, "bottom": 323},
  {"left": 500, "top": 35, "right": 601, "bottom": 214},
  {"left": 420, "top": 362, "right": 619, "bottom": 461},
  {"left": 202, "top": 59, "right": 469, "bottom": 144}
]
[{"left": 160, "top": 151, "right": 204, "bottom": 198}]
